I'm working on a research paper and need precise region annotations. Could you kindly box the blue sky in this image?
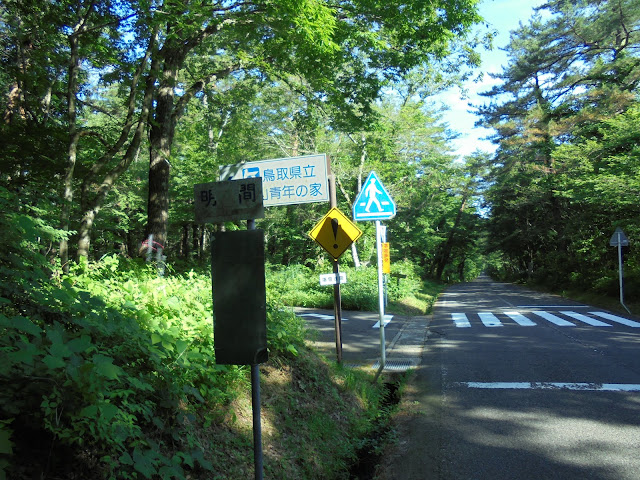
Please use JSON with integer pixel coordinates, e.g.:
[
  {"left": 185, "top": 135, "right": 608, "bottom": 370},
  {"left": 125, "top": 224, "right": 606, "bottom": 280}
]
[{"left": 439, "top": 0, "right": 547, "bottom": 159}]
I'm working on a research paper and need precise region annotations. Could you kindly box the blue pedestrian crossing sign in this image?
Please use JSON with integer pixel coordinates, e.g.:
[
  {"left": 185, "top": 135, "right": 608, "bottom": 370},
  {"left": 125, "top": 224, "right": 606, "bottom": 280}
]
[{"left": 353, "top": 171, "right": 396, "bottom": 221}]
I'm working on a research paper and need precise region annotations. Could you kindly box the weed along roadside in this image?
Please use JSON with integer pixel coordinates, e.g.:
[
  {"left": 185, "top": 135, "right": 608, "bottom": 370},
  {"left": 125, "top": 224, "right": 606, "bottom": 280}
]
[
  {"left": 0, "top": 253, "right": 418, "bottom": 479},
  {"left": 348, "top": 372, "right": 407, "bottom": 479}
]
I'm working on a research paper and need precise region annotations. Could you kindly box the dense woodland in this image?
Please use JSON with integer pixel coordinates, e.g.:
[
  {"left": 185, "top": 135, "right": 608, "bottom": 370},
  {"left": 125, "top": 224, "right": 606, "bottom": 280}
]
[{"left": 1, "top": 0, "right": 639, "bottom": 478}]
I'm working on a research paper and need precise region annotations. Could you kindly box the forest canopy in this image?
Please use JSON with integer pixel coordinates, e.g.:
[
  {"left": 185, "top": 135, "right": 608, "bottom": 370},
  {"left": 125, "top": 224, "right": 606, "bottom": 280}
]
[{"left": 0, "top": 0, "right": 638, "bottom": 294}]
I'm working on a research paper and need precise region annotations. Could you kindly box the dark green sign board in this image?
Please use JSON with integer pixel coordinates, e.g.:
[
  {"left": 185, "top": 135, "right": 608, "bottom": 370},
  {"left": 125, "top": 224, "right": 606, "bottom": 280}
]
[{"left": 211, "top": 230, "right": 268, "bottom": 365}]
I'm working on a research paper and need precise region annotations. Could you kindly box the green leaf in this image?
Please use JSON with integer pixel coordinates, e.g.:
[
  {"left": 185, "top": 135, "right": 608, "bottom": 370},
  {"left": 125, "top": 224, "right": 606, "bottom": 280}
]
[
  {"left": 8, "top": 316, "right": 42, "bottom": 336},
  {"left": 79, "top": 405, "right": 98, "bottom": 418},
  {"left": 119, "top": 451, "right": 133, "bottom": 465},
  {"left": 191, "top": 449, "right": 213, "bottom": 471},
  {"left": 100, "top": 403, "right": 119, "bottom": 422},
  {"left": 151, "top": 333, "right": 162, "bottom": 345},
  {"left": 92, "top": 354, "right": 122, "bottom": 380},
  {"left": 166, "top": 296, "right": 181, "bottom": 310},
  {"left": 42, "top": 354, "right": 66, "bottom": 370},
  {"left": 8, "top": 340, "right": 38, "bottom": 367},
  {"left": 0, "top": 422, "right": 14, "bottom": 455},
  {"left": 49, "top": 340, "right": 72, "bottom": 359},
  {"left": 176, "top": 339, "right": 189, "bottom": 355},
  {"left": 133, "top": 447, "right": 156, "bottom": 478},
  {"left": 67, "top": 335, "right": 92, "bottom": 354}
]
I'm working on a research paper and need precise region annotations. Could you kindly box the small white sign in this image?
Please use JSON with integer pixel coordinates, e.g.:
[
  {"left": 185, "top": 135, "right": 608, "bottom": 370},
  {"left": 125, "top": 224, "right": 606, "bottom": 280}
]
[{"left": 319, "top": 272, "right": 347, "bottom": 286}]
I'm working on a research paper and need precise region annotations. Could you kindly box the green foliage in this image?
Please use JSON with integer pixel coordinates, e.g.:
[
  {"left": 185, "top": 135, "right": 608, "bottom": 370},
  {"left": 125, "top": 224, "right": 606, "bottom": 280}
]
[
  {"left": 0, "top": 201, "right": 309, "bottom": 478},
  {"left": 266, "top": 259, "right": 431, "bottom": 312},
  {"left": 0, "top": 195, "right": 391, "bottom": 478},
  {"left": 480, "top": 1, "right": 640, "bottom": 305}
]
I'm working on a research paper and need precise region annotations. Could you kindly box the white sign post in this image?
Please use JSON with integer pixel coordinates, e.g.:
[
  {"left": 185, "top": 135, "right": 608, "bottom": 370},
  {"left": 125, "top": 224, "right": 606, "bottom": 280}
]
[
  {"left": 352, "top": 172, "right": 396, "bottom": 371},
  {"left": 610, "top": 227, "right": 631, "bottom": 314}
]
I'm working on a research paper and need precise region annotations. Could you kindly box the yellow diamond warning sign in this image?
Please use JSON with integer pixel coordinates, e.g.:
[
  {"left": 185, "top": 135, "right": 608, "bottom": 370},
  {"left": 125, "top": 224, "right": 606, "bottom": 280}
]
[{"left": 309, "top": 208, "right": 363, "bottom": 260}]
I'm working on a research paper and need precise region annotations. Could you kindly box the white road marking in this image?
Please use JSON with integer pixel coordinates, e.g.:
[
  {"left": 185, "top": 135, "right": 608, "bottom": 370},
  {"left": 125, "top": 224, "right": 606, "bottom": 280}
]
[
  {"left": 452, "top": 313, "right": 471, "bottom": 328},
  {"left": 532, "top": 311, "right": 575, "bottom": 327},
  {"left": 372, "top": 314, "right": 393, "bottom": 328},
  {"left": 504, "top": 311, "right": 537, "bottom": 326},
  {"left": 591, "top": 312, "right": 640, "bottom": 328},
  {"left": 478, "top": 312, "right": 503, "bottom": 327},
  {"left": 561, "top": 311, "right": 611, "bottom": 327},
  {"left": 297, "top": 313, "right": 348, "bottom": 321},
  {"left": 456, "top": 382, "right": 640, "bottom": 392},
  {"left": 517, "top": 305, "right": 588, "bottom": 308}
]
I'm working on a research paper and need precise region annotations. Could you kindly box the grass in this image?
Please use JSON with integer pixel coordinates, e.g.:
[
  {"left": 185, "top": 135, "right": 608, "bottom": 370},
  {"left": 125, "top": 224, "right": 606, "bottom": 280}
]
[
  {"left": 386, "top": 279, "right": 443, "bottom": 316},
  {"left": 557, "top": 289, "right": 639, "bottom": 317},
  {"left": 268, "top": 261, "right": 446, "bottom": 316}
]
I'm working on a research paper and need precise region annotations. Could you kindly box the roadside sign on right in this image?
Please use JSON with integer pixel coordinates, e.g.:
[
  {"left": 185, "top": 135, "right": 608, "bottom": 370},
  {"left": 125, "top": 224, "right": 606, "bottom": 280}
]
[
  {"left": 610, "top": 227, "right": 629, "bottom": 247},
  {"left": 353, "top": 171, "right": 396, "bottom": 221}
]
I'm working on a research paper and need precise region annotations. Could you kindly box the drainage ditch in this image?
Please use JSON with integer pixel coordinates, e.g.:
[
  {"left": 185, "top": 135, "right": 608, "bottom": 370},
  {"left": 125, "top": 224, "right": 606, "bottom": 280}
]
[{"left": 348, "top": 373, "right": 405, "bottom": 479}]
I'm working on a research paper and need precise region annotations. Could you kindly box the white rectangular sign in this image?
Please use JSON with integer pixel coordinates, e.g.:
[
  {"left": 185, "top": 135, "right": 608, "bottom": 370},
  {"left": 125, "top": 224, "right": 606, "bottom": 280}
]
[
  {"left": 319, "top": 272, "right": 347, "bottom": 286},
  {"left": 219, "top": 154, "right": 329, "bottom": 207},
  {"left": 194, "top": 178, "right": 264, "bottom": 223}
]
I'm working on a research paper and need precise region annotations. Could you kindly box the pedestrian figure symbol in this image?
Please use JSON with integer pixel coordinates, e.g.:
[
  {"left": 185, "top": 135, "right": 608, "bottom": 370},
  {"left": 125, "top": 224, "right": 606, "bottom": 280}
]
[
  {"left": 365, "top": 178, "right": 383, "bottom": 212},
  {"left": 353, "top": 171, "right": 396, "bottom": 221}
]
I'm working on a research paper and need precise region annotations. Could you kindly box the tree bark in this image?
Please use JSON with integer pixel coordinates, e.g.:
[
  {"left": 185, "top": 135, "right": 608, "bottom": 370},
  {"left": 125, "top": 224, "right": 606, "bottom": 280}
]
[{"left": 60, "top": 29, "right": 81, "bottom": 272}]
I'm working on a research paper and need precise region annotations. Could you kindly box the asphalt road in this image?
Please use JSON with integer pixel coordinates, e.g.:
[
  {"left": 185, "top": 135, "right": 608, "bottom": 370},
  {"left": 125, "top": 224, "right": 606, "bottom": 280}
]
[
  {"left": 294, "top": 306, "right": 427, "bottom": 369},
  {"left": 378, "top": 275, "right": 640, "bottom": 480}
]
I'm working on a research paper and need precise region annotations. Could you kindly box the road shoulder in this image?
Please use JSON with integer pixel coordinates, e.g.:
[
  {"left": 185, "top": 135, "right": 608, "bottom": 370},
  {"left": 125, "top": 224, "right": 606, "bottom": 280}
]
[{"left": 375, "top": 315, "right": 444, "bottom": 480}]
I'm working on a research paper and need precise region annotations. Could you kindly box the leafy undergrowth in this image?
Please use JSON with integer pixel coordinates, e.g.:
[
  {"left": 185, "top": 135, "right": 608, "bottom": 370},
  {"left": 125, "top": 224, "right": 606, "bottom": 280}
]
[
  {"left": 0, "top": 199, "right": 388, "bottom": 480},
  {"left": 267, "top": 261, "right": 440, "bottom": 314}
]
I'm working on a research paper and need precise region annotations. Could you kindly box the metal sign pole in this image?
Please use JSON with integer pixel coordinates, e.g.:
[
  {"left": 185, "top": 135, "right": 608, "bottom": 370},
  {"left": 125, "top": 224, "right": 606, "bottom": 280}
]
[
  {"left": 376, "top": 220, "right": 386, "bottom": 370},
  {"left": 247, "top": 217, "right": 263, "bottom": 480},
  {"left": 618, "top": 232, "right": 624, "bottom": 306},
  {"left": 251, "top": 362, "right": 263, "bottom": 480},
  {"left": 328, "top": 174, "right": 344, "bottom": 364},
  {"left": 608, "top": 228, "right": 631, "bottom": 314},
  {"left": 333, "top": 258, "right": 343, "bottom": 364},
  {"left": 616, "top": 232, "right": 631, "bottom": 314}
]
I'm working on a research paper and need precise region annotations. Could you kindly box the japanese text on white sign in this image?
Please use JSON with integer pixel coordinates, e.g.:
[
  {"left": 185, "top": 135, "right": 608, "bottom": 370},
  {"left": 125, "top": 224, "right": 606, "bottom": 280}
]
[{"left": 220, "top": 154, "right": 329, "bottom": 207}]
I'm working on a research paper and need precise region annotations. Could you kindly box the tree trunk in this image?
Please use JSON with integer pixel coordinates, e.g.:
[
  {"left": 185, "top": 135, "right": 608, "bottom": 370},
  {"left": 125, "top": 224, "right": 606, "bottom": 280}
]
[
  {"left": 146, "top": 47, "right": 184, "bottom": 251},
  {"left": 60, "top": 30, "right": 81, "bottom": 272},
  {"left": 77, "top": 206, "right": 99, "bottom": 259},
  {"left": 192, "top": 224, "right": 200, "bottom": 258},
  {"left": 199, "top": 226, "right": 206, "bottom": 259},
  {"left": 181, "top": 223, "right": 189, "bottom": 257}
]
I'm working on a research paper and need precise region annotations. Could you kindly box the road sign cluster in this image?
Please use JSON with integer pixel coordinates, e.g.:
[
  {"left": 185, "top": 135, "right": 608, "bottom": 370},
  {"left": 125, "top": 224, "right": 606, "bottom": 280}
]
[{"left": 194, "top": 158, "right": 400, "bottom": 477}]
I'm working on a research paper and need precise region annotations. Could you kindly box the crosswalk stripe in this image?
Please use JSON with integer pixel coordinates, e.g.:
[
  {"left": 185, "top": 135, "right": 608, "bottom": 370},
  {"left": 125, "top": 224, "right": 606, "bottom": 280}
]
[
  {"left": 504, "top": 311, "right": 537, "bottom": 326},
  {"left": 561, "top": 311, "right": 612, "bottom": 327},
  {"left": 532, "top": 311, "right": 575, "bottom": 326},
  {"left": 372, "top": 314, "right": 393, "bottom": 328},
  {"left": 448, "top": 310, "right": 640, "bottom": 329},
  {"left": 478, "top": 312, "right": 503, "bottom": 327},
  {"left": 297, "top": 313, "right": 349, "bottom": 321},
  {"left": 452, "top": 313, "right": 471, "bottom": 328},
  {"left": 456, "top": 382, "right": 640, "bottom": 392},
  {"left": 591, "top": 312, "right": 640, "bottom": 328}
]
